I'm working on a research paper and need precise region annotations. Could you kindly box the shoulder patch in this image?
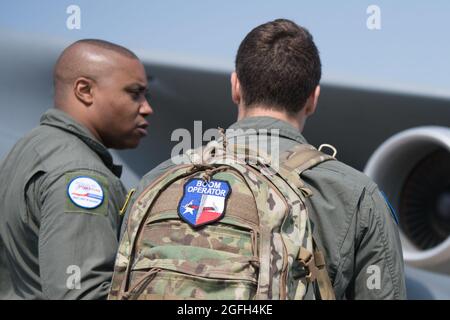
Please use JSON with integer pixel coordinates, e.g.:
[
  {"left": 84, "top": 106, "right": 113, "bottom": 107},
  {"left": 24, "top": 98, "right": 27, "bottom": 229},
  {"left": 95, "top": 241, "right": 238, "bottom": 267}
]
[
  {"left": 65, "top": 172, "right": 109, "bottom": 215},
  {"left": 380, "top": 190, "right": 400, "bottom": 225},
  {"left": 178, "top": 178, "right": 231, "bottom": 228}
]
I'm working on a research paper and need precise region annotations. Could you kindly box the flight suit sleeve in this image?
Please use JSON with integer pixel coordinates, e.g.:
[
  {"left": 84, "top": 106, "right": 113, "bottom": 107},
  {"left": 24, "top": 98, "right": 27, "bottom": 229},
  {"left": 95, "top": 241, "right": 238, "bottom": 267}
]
[
  {"left": 37, "top": 169, "right": 124, "bottom": 300},
  {"left": 347, "top": 184, "right": 407, "bottom": 299}
]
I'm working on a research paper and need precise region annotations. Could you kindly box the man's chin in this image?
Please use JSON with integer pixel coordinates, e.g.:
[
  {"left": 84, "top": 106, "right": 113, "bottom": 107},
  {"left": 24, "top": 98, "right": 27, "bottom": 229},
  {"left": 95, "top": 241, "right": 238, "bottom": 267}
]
[{"left": 107, "top": 138, "right": 142, "bottom": 150}]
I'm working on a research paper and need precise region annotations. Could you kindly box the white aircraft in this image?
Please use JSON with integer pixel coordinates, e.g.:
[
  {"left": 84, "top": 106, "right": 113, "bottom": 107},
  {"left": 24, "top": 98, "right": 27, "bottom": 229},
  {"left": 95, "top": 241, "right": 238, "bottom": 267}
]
[{"left": 0, "top": 30, "right": 449, "bottom": 299}]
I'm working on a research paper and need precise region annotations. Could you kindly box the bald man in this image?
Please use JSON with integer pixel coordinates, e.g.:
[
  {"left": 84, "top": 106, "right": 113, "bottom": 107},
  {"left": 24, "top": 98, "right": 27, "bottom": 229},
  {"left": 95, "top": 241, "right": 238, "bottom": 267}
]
[{"left": 0, "top": 39, "right": 153, "bottom": 299}]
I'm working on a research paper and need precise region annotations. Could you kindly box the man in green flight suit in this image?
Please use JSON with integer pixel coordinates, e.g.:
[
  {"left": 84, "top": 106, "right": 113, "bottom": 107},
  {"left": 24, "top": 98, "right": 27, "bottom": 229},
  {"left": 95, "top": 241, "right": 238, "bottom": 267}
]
[
  {"left": 0, "top": 39, "right": 153, "bottom": 299},
  {"left": 119, "top": 19, "right": 406, "bottom": 299}
]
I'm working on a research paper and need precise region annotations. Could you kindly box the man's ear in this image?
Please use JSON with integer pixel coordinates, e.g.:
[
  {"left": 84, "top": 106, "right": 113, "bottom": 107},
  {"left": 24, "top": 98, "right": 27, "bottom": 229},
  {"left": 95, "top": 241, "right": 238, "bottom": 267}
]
[
  {"left": 305, "top": 85, "right": 320, "bottom": 116},
  {"left": 73, "top": 77, "right": 94, "bottom": 106},
  {"left": 231, "top": 72, "right": 241, "bottom": 105}
]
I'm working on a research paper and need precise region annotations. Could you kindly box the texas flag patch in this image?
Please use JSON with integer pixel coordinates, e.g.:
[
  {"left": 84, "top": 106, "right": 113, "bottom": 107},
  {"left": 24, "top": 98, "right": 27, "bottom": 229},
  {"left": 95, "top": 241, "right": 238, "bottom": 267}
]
[{"left": 178, "top": 178, "right": 231, "bottom": 228}]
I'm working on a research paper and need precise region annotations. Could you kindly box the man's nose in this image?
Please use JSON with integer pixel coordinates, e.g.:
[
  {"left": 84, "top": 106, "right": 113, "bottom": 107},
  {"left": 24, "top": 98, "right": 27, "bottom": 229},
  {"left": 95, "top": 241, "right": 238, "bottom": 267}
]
[{"left": 140, "top": 98, "right": 153, "bottom": 116}]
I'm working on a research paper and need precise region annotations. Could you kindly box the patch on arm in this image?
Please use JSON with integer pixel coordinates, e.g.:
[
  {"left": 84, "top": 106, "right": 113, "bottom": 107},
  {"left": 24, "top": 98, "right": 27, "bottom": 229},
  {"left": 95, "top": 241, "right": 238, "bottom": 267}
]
[
  {"left": 380, "top": 190, "right": 399, "bottom": 225},
  {"left": 65, "top": 172, "right": 109, "bottom": 216}
]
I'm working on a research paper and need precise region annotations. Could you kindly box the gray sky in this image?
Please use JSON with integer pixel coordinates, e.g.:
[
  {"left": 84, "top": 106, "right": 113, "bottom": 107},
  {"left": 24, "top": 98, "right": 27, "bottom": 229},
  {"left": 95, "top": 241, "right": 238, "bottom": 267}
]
[{"left": 1, "top": 0, "right": 449, "bottom": 96}]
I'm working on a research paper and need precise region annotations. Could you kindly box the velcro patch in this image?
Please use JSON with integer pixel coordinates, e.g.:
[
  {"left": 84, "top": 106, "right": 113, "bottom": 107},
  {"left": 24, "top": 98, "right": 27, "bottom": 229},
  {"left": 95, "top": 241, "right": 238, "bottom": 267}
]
[
  {"left": 178, "top": 178, "right": 231, "bottom": 228},
  {"left": 65, "top": 172, "right": 109, "bottom": 216}
]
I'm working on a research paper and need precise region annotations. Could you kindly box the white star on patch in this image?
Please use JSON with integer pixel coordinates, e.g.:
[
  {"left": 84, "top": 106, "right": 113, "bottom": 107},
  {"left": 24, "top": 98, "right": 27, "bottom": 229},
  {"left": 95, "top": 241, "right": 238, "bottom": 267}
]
[{"left": 182, "top": 201, "right": 195, "bottom": 215}]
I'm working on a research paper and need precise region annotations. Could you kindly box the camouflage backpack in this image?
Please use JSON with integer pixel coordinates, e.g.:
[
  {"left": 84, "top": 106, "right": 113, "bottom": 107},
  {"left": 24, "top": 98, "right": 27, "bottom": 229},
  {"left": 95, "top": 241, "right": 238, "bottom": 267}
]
[{"left": 108, "top": 140, "right": 336, "bottom": 300}]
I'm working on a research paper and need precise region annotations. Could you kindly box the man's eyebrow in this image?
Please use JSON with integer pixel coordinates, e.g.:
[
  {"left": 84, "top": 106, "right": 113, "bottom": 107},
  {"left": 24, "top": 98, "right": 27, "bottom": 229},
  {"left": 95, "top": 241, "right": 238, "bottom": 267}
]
[{"left": 125, "top": 83, "right": 148, "bottom": 92}]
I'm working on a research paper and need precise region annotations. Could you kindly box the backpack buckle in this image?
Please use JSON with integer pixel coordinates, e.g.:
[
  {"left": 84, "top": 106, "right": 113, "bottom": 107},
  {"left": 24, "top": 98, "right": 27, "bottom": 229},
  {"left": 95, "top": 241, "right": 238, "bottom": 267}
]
[
  {"left": 298, "top": 247, "right": 319, "bottom": 283},
  {"left": 318, "top": 144, "right": 337, "bottom": 158}
]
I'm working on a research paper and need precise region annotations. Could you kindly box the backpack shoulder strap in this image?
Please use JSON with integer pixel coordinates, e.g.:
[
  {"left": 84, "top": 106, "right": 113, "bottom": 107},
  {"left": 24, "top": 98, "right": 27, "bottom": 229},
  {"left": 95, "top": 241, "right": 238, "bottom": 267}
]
[
  {"left": 277, "top": 144, "right": 336, "bottom": 197},
  {"left": 312, "top": 238, "right": 336, "bottom": 300},
  {"left": 279, "top": 144, "right": 337, "bottom": 300},
  {"left": 280, "top": 143, "right": 335, "bottom": 175}
]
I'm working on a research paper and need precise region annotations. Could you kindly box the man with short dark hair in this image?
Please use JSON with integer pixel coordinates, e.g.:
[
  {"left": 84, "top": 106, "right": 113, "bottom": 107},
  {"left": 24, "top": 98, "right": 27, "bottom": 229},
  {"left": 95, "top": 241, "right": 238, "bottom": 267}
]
[
  {"left": 229, "top": 20, "right": 406, "bottom": 299},
  {"left": 0, "top": 39, "right": 153, "bottom": 299},
  {"left": 118, "top": 19, "right": 406, "bottom": 299},
  {"left": 234, "top": 19, "right": 321, "bottom": 118}
]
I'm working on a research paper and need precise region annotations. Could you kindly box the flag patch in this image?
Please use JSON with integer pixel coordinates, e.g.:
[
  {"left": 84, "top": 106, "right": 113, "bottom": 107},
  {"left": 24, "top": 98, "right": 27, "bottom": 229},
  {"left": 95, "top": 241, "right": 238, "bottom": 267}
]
[{"left": 178, "top": 178, "right": 231, "bottom": 228}]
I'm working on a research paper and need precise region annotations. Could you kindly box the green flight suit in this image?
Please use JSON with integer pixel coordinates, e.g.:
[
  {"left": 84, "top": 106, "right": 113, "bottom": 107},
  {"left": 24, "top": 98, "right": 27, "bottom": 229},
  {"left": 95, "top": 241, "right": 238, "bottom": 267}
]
[{"left": 0, "top": 108, "right": 126, "bottom": 299}]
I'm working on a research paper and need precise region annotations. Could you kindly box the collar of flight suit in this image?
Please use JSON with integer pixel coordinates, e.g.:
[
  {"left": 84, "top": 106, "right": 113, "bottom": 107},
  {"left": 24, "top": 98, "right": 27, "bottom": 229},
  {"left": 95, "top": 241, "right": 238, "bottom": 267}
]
[
  {"left": 226, "top": 116, "right": 309, "bottom": 145},
  {"left": 39, "top": 108, "right": 123, "bottom": 178}
]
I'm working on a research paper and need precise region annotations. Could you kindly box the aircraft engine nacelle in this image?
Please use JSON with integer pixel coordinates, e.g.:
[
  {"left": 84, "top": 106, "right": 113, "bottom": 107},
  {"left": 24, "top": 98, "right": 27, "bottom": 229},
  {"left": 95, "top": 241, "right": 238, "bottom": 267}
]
[{"left": 364, "top": 126, "right": 450, "bottom": 274}]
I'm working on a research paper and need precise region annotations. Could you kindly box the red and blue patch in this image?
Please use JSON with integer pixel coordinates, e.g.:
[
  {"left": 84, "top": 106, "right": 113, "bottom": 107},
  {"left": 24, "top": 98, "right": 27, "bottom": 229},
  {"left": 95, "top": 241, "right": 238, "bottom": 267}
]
[{"left": 178, "top": 178, "right": 231, "bottom": 228}]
